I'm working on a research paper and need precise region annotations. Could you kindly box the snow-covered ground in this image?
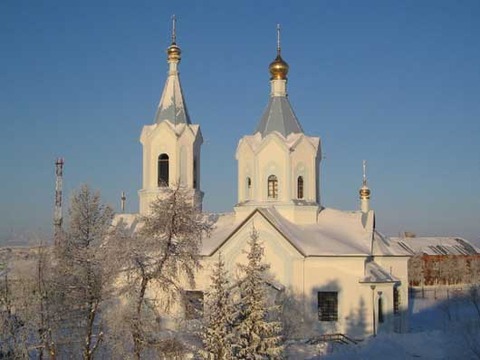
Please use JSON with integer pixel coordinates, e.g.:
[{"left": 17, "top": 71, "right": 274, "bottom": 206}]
[{"left": 289, "top": 287, "right": 480, "bottom": 359}]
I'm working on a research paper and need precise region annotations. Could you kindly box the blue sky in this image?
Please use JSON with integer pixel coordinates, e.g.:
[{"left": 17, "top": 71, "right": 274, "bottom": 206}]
[{"left": 1, "top": 0, "right": 479, "bottom": 243}]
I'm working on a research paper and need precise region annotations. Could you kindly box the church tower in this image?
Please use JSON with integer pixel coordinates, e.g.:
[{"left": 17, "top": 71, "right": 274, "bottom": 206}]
[
  {"left": 235, "top": 26, "right": 322, "bottom": 223},
  {"left": 139, "top": 17, "right": 203, "bottom": 214}
]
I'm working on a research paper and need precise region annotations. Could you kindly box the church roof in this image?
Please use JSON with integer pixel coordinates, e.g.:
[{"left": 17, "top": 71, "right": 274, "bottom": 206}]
[
  {"left": 255, "top": 96, "right": 303, "bottom": 137},
  {"left": 372, "top": 231, "right": 412, "bottom": 257},
  {"left": 203, "top": 207, "right": 375, "bottom": 257},
  {"left": 154, "top": 70, "right": 191, "bottom": 125}
]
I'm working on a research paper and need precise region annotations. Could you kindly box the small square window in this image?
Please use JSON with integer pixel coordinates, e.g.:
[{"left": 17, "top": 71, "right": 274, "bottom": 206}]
[
  {"left": 185, "top": 291, "right": 204, "bottom": 320},
  {"left": 318, "top": 291, "right": 338, "bottom": 322}
]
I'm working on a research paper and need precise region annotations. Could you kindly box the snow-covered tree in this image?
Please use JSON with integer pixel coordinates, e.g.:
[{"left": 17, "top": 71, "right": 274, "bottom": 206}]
[
  {"left": 57, "top": 184, "right": 114, "bottom": 359},
  {"left": 233, "top": 228, "right": 284, "bottom": 359},
  {"left": 202, "top": 253, "right": 235, "bottom": 359},
  {"left": 109, "top": 186, "right": 212, "bottom": 359},
  {"left": 0, "top": 239, "right": 64, "bottom": 359},
  {"left": 408, "top": 254, "right": 424, "bottom": 287}
]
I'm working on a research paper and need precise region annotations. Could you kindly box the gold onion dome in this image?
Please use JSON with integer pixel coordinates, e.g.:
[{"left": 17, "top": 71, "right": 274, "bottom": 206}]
[
  {"left": 359, "top": 186, "right": 371, "bottom": 199},
  {"left": 269, "top": 53, "right": 289, "bottom": 80},
  {"left": 167, "top": 42, "right": 181, "bottom": 62}
]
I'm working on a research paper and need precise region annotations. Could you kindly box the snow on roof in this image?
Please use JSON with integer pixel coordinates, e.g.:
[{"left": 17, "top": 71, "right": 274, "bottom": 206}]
[
  {"left": 390, "top": 237, "right": 480, "bottom": 256},
  {"left": 255, "top": 96, "right": 303, "bottom": 137},
  {"left": 201, "top": 212, "right": 239, "bottom": 255},
  {"left": 154, "top": 69, "right": 191, "bottom": 125},
  {"left": 113, "top": 209, "right": 410, "bottom": 258},
  {"left": 360, "top": 260, "right": 400, "bottom": 283},
  {"left": 372, "top": 231, "right": 413, "bottom": 257},
  {"left": 239, "top": 132, "right": 320, "bottom": 159},
  {"left": 112, "top": 213, "right": 141, "bottom": 234},
  {"left": 203, "top": 207, "right": 376, "bottom": 256}
]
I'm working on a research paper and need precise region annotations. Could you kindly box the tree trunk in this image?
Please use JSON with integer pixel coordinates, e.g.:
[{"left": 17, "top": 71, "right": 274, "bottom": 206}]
[
  {"left": 83, "top": 299, "right": 100, "bottom": 360},
  {"left": 133, "top": 276, "right": 149, "bottom": 360}
]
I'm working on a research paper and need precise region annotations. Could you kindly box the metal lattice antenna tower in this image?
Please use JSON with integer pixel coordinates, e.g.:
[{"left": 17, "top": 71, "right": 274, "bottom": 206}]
[{"left": 54, "top": 158, "right": 64, "bottom": 243}]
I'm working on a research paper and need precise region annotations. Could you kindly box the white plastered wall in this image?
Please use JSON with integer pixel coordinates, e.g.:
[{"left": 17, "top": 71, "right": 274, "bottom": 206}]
[
  {"left": 235, "top": 133, "right": 321, "bottom": 223},
  {"left": 374, "top": 256, "right": 410, "bottom": 332},
  {"left": 139, "top": 121, "right": 203, "bottom": 214}
]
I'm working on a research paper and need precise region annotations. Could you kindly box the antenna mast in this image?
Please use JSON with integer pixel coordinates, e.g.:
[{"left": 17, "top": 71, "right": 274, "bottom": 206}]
[
  {"left": 121, "top": 191, "right": 126, "bottom": 213},
  {"left": 54, "top": 158, "right": 64, "bottom": 244}
]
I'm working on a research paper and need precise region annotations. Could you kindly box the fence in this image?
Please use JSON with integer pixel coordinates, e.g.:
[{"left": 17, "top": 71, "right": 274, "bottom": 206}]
[{"left": 409, "top": 285, "right": 475, "bottom": 301}]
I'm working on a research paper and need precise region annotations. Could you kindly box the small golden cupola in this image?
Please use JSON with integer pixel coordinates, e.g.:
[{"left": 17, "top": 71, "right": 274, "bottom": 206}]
[
  {"left": 269, "top": 24, "right": 289, "bottom": 80},
  {"left": 359, "top": 186, "right": 371, "bottom": 200},
  {"left": 359, "top": 160, "right": 371, "bottom": 213}
]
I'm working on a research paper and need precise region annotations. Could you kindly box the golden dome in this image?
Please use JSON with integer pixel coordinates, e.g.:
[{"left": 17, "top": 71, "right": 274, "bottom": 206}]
[
  {"left": 359, "top": 186, "right": 371, "bottom": 200},
  {"left": 167, "top": 42, "right": 181, "bottom": 62},
  {"left": 269, "top": 54, "right": 289, "bottom": 80}
]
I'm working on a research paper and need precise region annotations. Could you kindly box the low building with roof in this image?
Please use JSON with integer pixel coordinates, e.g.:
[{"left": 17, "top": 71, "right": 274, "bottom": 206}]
[{"left": 391, "top": 235, "right": 480, "bottom": 286}]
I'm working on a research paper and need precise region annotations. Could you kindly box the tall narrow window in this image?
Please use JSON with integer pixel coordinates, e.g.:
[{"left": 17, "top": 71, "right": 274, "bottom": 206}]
[
  {"left": 193, "top": 157, "right": 197, "bottom": 189},
  {"left": 297, "top": 176, "right": 304, "bottom": 199},
  {"left": 318, "top": 291, "right": 338, "bottom": 322},
  {"left": 246, "top": 177, "right": 252, "bottom": 200},
  {"left": 378, "top": 296, "right": 384, "bottom": 323},
  {"left": 267, "top": 175, "right": 278, "bottom": 199},
  {"left": 393, "top": 287, "right": 400, "bottom": 315},
  {"left": 158, "top": 154, "right": 169, "bottom": 187}
]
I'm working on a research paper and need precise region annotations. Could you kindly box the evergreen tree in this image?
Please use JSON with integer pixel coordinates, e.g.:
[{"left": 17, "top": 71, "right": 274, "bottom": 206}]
[
  {"left": 202, "top": 253, "right": 235, "bottom": 359},
  {"left": 57, "top": 184, "right": 114, "bottom": 359},
  {"left": 233, "top": 228, "right": 284, "bottom": 359}
]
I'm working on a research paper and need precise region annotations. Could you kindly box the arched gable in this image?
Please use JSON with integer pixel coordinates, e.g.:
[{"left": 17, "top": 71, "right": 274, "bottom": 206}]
[{"left": 208, "top": 210, "right": 305, "bottom": 290}]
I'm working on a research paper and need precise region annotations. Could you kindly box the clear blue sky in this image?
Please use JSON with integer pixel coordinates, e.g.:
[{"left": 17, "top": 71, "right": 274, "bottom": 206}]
[{"left": 1, "top": 0, "right": 479, "bottom": 243}]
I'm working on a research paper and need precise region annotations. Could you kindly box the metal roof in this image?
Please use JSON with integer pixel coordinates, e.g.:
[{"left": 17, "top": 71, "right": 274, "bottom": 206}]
[
  {"left": 154, "top": 70, "right": 191, "bottom": 125},
  {"left": 255, "top": 96, "right": 303, "bottom": 137},
  {"left": 390, "top": 237, "right": 480, "bottom": 256}
]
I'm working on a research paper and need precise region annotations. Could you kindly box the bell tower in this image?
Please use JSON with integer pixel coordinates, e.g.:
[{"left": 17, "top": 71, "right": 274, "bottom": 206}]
[
  {"left": 235, "top": 25, "right": 322, "bottom": 223},
  {"left": 139, "top": 17, "right": 203, "bottom": 214}
]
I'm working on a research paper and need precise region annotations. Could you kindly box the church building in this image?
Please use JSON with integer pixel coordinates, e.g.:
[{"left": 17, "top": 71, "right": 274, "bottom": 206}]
[{"left": 120, "top": 23, "right": 411, "bottom": 339}]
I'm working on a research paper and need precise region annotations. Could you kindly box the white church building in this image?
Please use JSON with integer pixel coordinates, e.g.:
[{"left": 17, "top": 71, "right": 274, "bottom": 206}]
[{"left": 120, "top": 25, "right": 411, "bottom": 339}]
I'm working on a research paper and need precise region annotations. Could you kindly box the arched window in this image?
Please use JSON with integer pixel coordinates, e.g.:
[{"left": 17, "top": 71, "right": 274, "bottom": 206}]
[
  {"left": 246, "top": 177, "right": 252, "bottom": 200},
  {"left": 267, "top": 175, "right": 278, "bottom": 199},
  {"left": 297, "top": 176, "right": 304, "bottom": 199},
  {"left": 378, "top": 296, "right": 384, "bottom": 323},
  {"left": 158, "top": 154, "right": 169, "bottom": 187}
]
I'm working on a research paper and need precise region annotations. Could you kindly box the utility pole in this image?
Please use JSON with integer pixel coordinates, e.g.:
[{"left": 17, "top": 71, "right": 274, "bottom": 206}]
[
  {"left": 121, "top": 191, "right": 126, "bottom": 213},
  {"left": 54, "top": 158, "right": 64, "bottom": 244},
  {"left": 370, "top": 284, "right": 377, "bottom": 337}
]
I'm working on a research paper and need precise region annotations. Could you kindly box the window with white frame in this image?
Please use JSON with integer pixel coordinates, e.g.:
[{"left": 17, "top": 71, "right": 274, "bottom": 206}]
[
  {"left": 297, "top": 176, "right": 304, "bottom": 199},
  {"left": 267, "top": 175, "right": 278, "bottom": 199},
  {"left": 158, "top": 153, "right": 169, "bottom": 187},
  {"left": 318, "top": 291, "right": 338, "bottom": 321}
]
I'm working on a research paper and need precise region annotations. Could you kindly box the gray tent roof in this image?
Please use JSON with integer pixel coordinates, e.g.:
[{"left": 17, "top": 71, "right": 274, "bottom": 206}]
[
  {"left": 255, "top": 96, "right": 303, "bottom": 137},
  {"left": 154, "top": 70, "right": 191, "bottom": 125}
]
